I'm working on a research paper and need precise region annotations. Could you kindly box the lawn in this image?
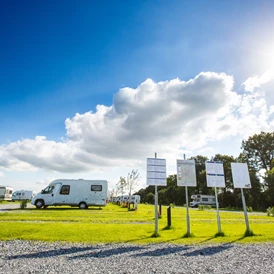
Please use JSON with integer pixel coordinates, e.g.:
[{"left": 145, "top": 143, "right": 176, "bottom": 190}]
[{"left": 0, "top": 203, "right": 273, "bottom": 244}]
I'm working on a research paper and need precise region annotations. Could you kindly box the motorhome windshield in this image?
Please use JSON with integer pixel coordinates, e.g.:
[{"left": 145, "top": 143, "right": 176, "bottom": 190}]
[{"left": 42, "top": 185, "right": 55, "bottom": 194}]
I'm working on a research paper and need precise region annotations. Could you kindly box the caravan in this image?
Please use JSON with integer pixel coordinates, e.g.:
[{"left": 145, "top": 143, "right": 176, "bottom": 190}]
[
  {"left": 31, "top": 179, "right": 108, "bottom": 209},
  {"left": 190, "top": 194, "right": 216, "bottom": 208},
  {"left": 0, "top": 186, "right": 13, "bottom": 201},
  {"left": 12, "top": 190, "right": 36, "bottom": 201}
]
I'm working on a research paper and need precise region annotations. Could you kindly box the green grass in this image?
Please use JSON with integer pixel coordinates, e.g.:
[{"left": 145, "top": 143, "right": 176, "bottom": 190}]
[{"left": 0, "top": 204, "right": 273, "bottom": 244}]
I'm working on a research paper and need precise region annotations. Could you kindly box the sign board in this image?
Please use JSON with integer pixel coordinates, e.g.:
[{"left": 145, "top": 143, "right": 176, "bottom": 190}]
[
  {"left": 231, "top": 163, "right": 251, "bottom": 188},
  {"left": 177, "top": 159, "right": 197, "bottom": 187},
  {"left": 147, "top": 158, "right": 167, "bottom": 186},
  {"left": 205, "top": 161, "right": 225, "bottom": 187}
]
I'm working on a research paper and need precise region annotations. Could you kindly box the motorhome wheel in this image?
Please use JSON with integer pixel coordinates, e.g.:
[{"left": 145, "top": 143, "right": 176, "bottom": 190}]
[
  {"left": 79, "top": 202, "right": 87, "bottom": 209},
  {"left": 35, "top": 200, "right": 44, "bottom": 209}
]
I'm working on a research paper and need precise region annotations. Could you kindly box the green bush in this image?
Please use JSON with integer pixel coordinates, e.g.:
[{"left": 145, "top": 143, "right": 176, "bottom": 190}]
[
  {"left": 267, "top": 207, "right": 274, "bottom": 216},
  {"left": 198, "top": 205, "right": 212, "bottom": 211},
  {"left": 247, "top": 206, "right": 253, "bottom": 212},
  {"left": 20, "top": 200, "right": 27, "bottom": 209}
]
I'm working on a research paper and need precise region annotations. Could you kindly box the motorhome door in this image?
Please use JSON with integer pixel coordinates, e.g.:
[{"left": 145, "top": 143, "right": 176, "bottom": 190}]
[{"left": 90, "top": 184, "right": 105, "bottom": 205}]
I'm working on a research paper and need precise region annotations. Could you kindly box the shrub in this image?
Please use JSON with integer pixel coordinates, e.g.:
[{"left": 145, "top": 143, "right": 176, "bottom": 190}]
[
  {"left": 267, "top": 207, "right": 274, "bottom": 216},
  {"left": 247, "top": 206, "right": 253, "bottom": 212},
  {"left": 20, "top": 200, "right": 27, "bottom": 209},
  {"left": 198, "top": 205, "right": 212, "bottom": 211}
]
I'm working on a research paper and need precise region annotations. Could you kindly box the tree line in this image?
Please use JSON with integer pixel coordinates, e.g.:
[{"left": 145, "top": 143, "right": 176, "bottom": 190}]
[{"left": 134, "top": 131, "right": 274, "bottom": 211}]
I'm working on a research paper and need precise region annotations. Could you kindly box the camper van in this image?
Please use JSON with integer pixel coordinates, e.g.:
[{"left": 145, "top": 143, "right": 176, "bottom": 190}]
[
  {"left": 12, "top": 190, "right": 36, "bottom": 201},
  {"left": 31, "top": 179, "right": 108, "bottom": 209},
  {"left": 190, "top": 194, "right": 216, "bottom": 208},
  {"left": 129, "top": 195, "right": 141, "bottom": 205},
  {"left": 0, "top": 186, "right": 13, "bottom": 201}
]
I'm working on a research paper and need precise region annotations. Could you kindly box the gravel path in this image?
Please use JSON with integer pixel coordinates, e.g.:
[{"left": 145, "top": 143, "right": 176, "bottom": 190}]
[{"left": 0, "top": 240, "right": 273, "bottom": 273}]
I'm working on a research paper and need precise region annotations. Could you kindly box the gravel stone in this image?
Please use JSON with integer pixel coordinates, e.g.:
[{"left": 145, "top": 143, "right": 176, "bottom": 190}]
[{"left": 0, "top": 240, "right": 274, "bottom": 273}]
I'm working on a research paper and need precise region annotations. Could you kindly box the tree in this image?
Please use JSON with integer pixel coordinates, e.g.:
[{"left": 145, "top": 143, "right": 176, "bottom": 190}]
[
  {"left": 117, "top": 176, "right": 127, "bottom": 205},
  {"left": 126, "top": 169, "right": 140, "bottom": 197},
  {"left": 126, "top": 169, "right": 140, "bottom": 209},
  {"left": 241, "top": 131, "right": 274, "bottom": 172},
  {"left": 189, "top": 155, "right": 209, "bottom": 195}
]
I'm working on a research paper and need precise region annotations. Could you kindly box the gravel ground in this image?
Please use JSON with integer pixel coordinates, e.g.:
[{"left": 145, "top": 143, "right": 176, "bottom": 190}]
[{"left": 0, "top": 240, "right": 274, "bottom": 273}]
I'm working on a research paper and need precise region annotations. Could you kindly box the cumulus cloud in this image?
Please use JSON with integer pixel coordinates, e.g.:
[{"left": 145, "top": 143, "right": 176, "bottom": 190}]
[
  {"left": 242, "top": 70, "right": 274, "bottom": 92},
  {"left": 0, "top": 71, "right": 274, "bottom": 173},
  {"left": 0, "top": 172, "right": 4, "bottom": 177}
]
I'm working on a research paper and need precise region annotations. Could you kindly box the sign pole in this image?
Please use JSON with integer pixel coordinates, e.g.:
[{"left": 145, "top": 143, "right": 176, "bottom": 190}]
[
  {"left": 241, "top": 188, "right": 250, "bottom": 233},
  {"left": 154, "top": 152, "right": 158, "bottom": 236},
  {"left": 184, "top": 154, "right": 191, "bottom": 236},
  {"left": 214, "top": 186, "right": 222, "bottom": 234}
]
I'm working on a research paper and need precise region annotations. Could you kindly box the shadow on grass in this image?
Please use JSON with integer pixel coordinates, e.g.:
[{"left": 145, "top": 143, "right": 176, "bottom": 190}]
[
  {"left": 182, "top": 232, "right": 195, "bottom": 238},
  {"left": 161, "top": 225, "right": 172, "bottom": 230},
  {"left": 26, "top": 207, "right": 105, "bottom": 211}
]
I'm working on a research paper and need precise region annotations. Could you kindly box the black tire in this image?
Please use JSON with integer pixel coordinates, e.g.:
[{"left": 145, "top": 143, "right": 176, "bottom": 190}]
[
  {"left": 35, "top": 199, "right": 44, "bottom": 209},
  {"left": 79, "top": 202, "right": 87, "bottom": 209}
]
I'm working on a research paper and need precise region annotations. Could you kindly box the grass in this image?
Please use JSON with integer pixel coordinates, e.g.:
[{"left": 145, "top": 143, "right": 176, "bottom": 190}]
[{"left": 0, "top": 203, "right": 274, "bottom": 244}]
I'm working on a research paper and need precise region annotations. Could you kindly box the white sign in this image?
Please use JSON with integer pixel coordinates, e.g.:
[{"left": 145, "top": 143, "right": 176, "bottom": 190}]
[
  {"left": 147, "top": 158, "right": 167, "bottom": 186},
  {"left": 177, "top": 159, "right": 197, "bottom": 187},
  {"left": 231, "top": 163, "right": 251, "bottom": 188},
  {"left": 206, "top": 161, "right": 225, "bottom": 187}
]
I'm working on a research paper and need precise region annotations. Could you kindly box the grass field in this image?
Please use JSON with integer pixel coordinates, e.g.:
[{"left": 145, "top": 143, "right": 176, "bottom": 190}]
[{"left": 0, "top": 203, "right": 274, "bottom": 244}]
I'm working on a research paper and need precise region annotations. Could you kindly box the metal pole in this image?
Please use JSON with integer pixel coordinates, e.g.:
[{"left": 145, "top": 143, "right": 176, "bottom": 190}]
[
  {"left": 184, "top": 154, "right": 191, "bottom": 236},
  {"left": 185, "top": 185, "right": 190, "bottom": 236},
  {"left": 241, "top": 188, "right": 250, "bottom": 232},
  {"left": 154, "top": 152, "right": 158, "bottom": 236},
  {"left": 215, "top": 186, "right": 221, "bottom": 233}
]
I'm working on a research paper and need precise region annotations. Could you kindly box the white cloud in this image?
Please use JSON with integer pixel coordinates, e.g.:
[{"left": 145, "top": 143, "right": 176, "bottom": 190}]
[
  {"left": 242, "top": 70, "right": 274, "bottom": 92},
  {"left": 0, "top": 171, "right": 4, "bottom": 177},
  {"left": 0, "top": 71, "right": 274, "bottom": 174}
]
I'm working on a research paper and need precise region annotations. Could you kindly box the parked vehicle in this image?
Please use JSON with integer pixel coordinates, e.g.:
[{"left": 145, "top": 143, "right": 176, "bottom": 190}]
[
  {"left": 190, "top": 194, "right": 216, "bottom": 208},
  {"left": 0, "top": 186, "right": 13, "bottom": 201},
  {"left": 12, "top": 190, "right": 37, "bottom": 201},
  {"left": 129, "top": 195, "right": 141, "bottom": 204},
  {"left": 31, "top": 179, "right": 108, "bottom": 209}
]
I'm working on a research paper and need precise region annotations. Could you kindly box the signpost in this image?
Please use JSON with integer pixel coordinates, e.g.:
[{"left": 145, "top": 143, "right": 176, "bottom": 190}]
[
  {"left": 205, "top": 161, "right": 225, "bottom": 234},
  {"left": 177, "top": 158, "right": 196, "bottom": 236},
  {"left": 147, "top": 154, "right": 166, "bottom": 236},
  {"left": 231, "top": 162, "right": 251, "bottom": 234}
]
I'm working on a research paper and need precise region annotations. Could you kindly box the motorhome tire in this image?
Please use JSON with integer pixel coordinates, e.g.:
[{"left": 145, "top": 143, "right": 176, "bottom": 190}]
[
  {"left": 79, "top": 202, "right": 87, "bottom": 209},
  {"left": 35, "top": 200, "right": 44, "bottom": 209}
]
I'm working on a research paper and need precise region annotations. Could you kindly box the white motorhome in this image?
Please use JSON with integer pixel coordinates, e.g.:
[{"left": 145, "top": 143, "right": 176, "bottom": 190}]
[
  {"left": 31, "top": 179, "right": 108, "bottom": 209},
  {"left": 190, "top": 194, "right": 216, "bottom": 208},
  {"left": 12, "top": 190, "right": 37, "bottom": 201},
  {"left": 129, "top": 195, "right": 141, "bottom": 204},
  {"left": 0, "top": 186, "right": 13, "bottom": 201}
]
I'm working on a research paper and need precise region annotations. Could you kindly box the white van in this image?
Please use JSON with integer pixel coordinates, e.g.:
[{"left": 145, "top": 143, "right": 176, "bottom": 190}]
[
  {"left": 31, "top": 179, "right": 108, "bottom": 209},
  {"left": 190, "top": 194, "right": 216, "bottom": 208},
  {"left": 129, "top": 195, "right": 141, "bottom": 204},
  {"left": 12, "top": 190, "right": 36, "bottom": 201}
]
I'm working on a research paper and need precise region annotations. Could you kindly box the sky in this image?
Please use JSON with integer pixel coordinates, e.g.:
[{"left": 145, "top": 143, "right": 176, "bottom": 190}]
[{"left": 1, "top": 0, "right": 274, "bottom": 193}]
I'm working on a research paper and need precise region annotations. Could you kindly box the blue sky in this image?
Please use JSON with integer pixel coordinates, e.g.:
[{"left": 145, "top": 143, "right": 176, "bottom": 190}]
[{"left": 1, "top": 0, "right": 274, "bottom": 192}]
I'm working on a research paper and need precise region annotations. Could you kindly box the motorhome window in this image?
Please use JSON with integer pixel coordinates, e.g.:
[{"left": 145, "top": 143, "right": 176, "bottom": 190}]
[
  {"left": 60, "top": 185, "right": 70, "bottom": 195},
  {"left": 43, "top": 186, "right": 55, "bottom": 194},
  {"left": 91, "top": 185, "right": 102, "bottom": 191},
  {"left": 202, "top": 198, "right": 208, "bottom": 201}
]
